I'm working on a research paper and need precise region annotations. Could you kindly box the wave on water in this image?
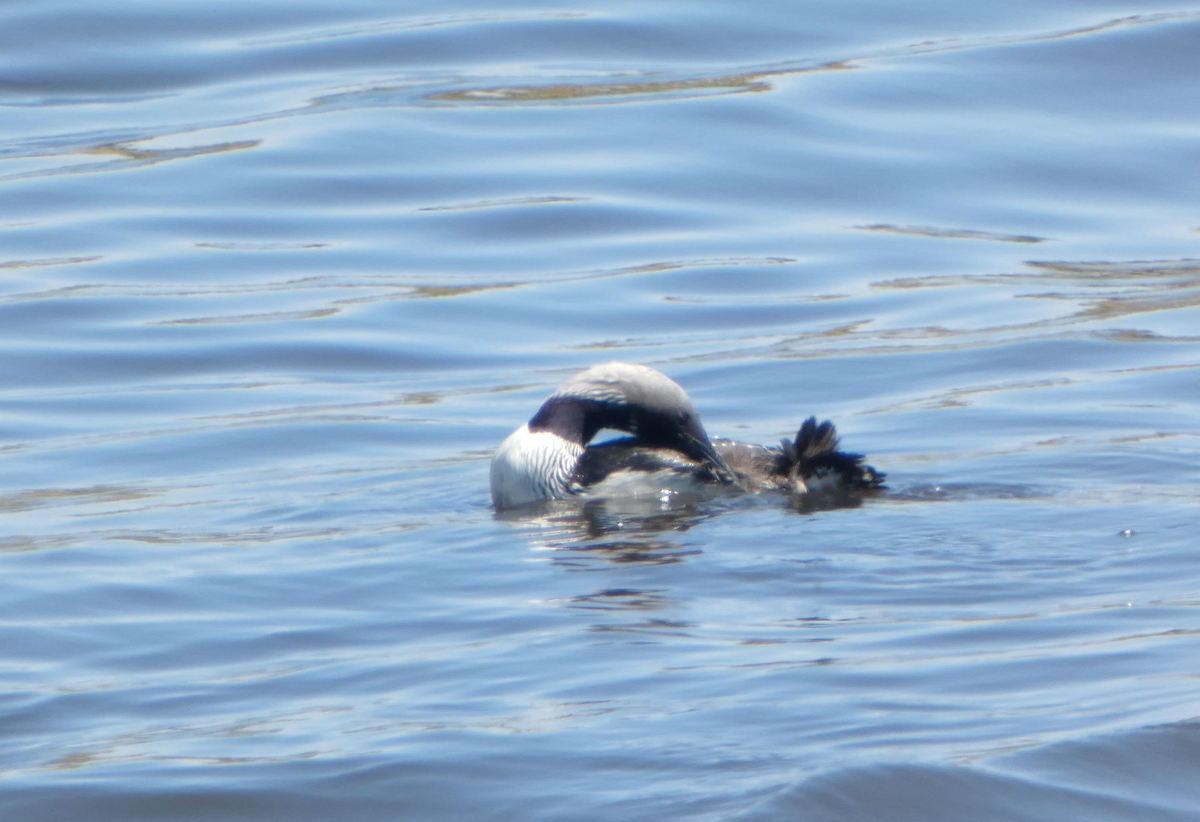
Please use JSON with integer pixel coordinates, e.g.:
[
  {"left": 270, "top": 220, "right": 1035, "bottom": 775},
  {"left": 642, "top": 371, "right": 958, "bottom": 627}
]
[{"left": 740, "top": 722, "right": 1200, "bottom": 822}]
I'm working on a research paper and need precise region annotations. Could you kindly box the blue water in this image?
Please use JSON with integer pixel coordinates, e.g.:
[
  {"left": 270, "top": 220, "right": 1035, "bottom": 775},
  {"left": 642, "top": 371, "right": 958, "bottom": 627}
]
[{"left": 4, "top": 1, "right": 1200, "bottom": 819}]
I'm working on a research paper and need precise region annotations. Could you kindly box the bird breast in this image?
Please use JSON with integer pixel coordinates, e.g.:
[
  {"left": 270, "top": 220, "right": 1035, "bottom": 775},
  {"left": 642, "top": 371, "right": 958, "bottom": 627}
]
[{"left": 490, "top": 424, "right": 584, "bottom": 508}]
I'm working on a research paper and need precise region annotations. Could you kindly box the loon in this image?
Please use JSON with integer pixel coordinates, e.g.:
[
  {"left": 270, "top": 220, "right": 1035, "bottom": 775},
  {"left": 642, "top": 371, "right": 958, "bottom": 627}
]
[{"left": 490, "top": 362, "right": 884, "bottom": 510}]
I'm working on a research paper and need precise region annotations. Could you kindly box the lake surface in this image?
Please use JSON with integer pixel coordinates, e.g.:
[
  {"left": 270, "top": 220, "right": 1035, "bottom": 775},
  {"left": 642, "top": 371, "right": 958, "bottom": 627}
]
[{"left": 3, "top": 1, "right": 1200, "bottom": 819}]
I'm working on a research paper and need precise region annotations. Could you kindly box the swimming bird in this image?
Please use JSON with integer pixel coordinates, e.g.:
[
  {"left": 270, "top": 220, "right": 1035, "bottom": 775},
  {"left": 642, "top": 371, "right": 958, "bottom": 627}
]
[{"left": 490, "top": 362, "right": 884, "bottom": 510}]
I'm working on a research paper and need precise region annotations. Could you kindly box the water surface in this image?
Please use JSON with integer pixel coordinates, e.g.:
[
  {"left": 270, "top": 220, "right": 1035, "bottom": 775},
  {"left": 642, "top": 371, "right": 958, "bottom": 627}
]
[{"left": 3, "top": 1, "right": 1200, "bottom": 819}]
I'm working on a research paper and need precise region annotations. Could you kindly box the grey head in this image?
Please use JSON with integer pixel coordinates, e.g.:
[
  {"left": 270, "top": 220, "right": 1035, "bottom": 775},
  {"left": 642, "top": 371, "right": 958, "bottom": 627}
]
[{"left": 527, "top": 362, "right": 733, "bottom": 481}]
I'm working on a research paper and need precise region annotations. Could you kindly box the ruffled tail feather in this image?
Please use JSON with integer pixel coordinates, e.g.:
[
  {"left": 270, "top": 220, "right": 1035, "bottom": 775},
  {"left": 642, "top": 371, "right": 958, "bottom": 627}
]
[{"left": 780, "top": 416, "right": 886, "bottom": 496}]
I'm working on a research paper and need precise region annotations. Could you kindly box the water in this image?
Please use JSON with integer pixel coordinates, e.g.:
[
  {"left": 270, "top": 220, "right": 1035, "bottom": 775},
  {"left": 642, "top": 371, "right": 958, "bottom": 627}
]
[{"left": 4, "top": 1, "right": 1200, "bottom": 819}]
